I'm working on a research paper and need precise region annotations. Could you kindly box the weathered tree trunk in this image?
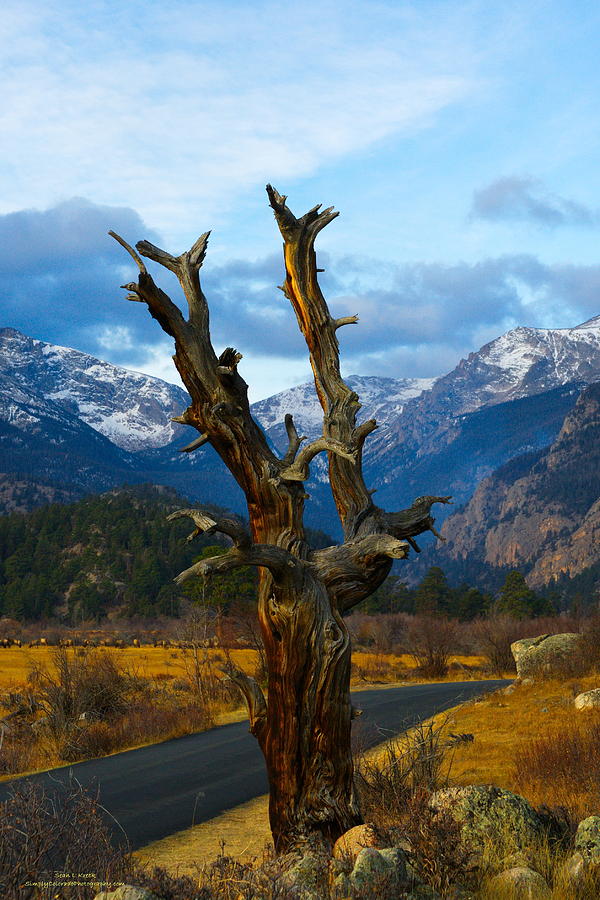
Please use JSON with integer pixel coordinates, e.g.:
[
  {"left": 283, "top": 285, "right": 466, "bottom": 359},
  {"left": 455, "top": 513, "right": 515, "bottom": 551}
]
[{"left": 110, "top": 188, "right": 449, "bottom": 853}]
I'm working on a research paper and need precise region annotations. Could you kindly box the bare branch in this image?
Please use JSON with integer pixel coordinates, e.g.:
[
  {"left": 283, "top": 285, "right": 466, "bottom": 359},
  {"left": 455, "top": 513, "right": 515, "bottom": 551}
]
[
  {"left": 378, "top": 495, "right": 452, "bottom": 544},
  {"left": 352, "top": 419, "right": 378, "bottom": 448},
  {"left": 137, "top": 235, "right": 216, "bottom": 363},
  {"left": 136, "top": 240, "right": 180, "bottom": 274},
  {"left": 312, "top": 533, "right": 410, "bottom": 612},
  {"left": 220, "top": 662, "right": 267, "bottom": 739},
  {"left": 280, "top": 437, "right": 357, "bottom": 482},
  {"left": 281, "top": 413, "right": 307, "bottom": 467},
  {"left": 171, "top": 409, "right": 194, "bottom": 425},
  {"left": 334, "top": 315, "right": 359, "bottom": 329},
  {"left": 179, "top": 433, "right": 210, "bottom": 453},
  {"left": 188, "top": 232, "right": 211, "bottom": 270},
  {"left": 167, "top": 509, "right": 251, "bottom": 548},
  {"left": 266, "top": 186, "right": 376, "bottom": 535},
  {"left": 216, "top": 346, "right": 243, "bottom": 379},
  {"left": 173, "top": 543, "right": 299, "bottom": 584},
  {"left": 108, "top": 231, "right": 147, "bottom": 274}
]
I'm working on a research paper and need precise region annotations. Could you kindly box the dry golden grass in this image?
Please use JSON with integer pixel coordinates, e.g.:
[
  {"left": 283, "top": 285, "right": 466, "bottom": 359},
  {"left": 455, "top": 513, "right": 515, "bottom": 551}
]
[
  {"left": 421, "top": 674, "right": 600, "bottom": 819},
  {"left": 351, "top": 650, "right": 487, "bottom": 685},
  {"left": 0, "top": 647, "right": 488, "bottom": 688},
  {"left": 134, "top": 795, "right": 272, "bottom": 876},
  {"left": 0, "top": 645, "right": 261, "bottom": 693}
]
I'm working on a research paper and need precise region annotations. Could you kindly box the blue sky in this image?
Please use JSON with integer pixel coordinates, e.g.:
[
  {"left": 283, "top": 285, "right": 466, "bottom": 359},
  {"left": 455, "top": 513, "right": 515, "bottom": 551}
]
[{"left": 2, "top": 0, "right": 600, "bottom": 399}]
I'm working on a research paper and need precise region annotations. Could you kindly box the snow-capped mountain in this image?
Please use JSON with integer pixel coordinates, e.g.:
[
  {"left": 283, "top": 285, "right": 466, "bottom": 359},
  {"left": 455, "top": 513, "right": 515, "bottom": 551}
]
[
  {"left": 415, "top": 315, "right": 600, "bottom": 417},
  {"left": 0, "top": 328, "right": 189, "bottom": 452},
  {"left": 1, "top": 315, "right": 600, "bottom": 535},
  {"left": 252, "top": 375, "right": 437, "bottom": 456},
  {"left": 363, "top": 316, "right": 600, "bottom": 479}
]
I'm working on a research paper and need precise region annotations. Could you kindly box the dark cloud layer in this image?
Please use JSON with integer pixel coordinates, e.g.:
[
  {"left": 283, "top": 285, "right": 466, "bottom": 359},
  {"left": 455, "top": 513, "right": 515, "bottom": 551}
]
[
  {"left": 470, "top": 176, "right": 598, "bottom": 228},
  {"left": 1, "top": 198, "right": 600, "bottom": 382},
  {"left": 0, "top": 199, "right": 163, "bottom": 364},
  {"left": 203, "top": 251, "right": 600, "bottom": 370}
]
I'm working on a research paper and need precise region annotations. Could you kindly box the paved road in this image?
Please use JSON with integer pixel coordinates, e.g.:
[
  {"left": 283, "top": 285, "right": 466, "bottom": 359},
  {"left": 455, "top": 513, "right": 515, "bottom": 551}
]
[{"left": 0, "top": 680, "right": 508, "bottom": 850}]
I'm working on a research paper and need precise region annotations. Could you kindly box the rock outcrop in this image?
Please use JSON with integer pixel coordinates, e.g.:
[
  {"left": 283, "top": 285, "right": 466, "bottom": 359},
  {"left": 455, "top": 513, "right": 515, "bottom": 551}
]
[
  {"left": 433, "top": 382, "right": 600, "bottom": 588},
  {"left": 429, "top": 785, "right": 546, "bottom": 863},
  {"left": 511, "top": 633, "right": 582, "bottom": 678},
  {"left": 574, "top": 689, "right": 600, "bottom": 709}
]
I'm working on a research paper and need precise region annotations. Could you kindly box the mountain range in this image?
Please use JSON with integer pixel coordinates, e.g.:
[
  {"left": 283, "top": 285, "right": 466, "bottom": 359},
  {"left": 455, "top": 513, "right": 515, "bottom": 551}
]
[{"left": 1, "top": 317, "right": 600, "bottom": 589}]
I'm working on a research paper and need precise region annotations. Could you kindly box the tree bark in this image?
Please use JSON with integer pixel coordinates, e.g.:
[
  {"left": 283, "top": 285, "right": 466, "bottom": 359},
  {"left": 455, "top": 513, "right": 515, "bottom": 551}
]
[{"left": 110, "top": 188, "right": 449, "bottom": 853}]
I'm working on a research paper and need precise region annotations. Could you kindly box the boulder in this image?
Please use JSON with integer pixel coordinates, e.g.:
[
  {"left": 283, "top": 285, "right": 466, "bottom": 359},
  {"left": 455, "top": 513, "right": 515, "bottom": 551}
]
[
  {"left": 429, "top": 785, "right": 545, "bottom": 862},
  {"left": 486, "top": 866, "right": 550, "bottom": 898},
  {"left": 574, "top": 689, "right": 600, "bottom": 709},
  {"left": 557, "top": 820, "right": 600, "bottom": 892},
  {"left": 280, "top": 852, "right": 329, "bottom": 900},
  {"left": 349, "top": 846, "right": 410, "bottom": 898},
  {"left": 510, "top": 633, "right": 582, "bottom": 678},
  {"left": 332, "top": 822, "right": 380, "bottom": 861},
  {"left": 561, "top": 849, "right": 600, "bottom": 893},
  {"left": 574, "top": 815, "right": 600, "bottom": 861}
]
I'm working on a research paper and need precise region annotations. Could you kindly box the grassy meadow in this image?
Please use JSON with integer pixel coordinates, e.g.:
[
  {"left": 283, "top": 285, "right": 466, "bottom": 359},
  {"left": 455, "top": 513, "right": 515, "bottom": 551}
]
[{"left": 0, "top": 642, "right": 493, "bottom": 781}]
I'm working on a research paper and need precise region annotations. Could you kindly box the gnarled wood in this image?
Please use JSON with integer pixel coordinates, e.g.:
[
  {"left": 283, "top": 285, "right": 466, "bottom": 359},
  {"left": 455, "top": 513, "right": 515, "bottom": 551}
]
[{"left": 111, "top": 186, "right": 449, "bottom": 854}]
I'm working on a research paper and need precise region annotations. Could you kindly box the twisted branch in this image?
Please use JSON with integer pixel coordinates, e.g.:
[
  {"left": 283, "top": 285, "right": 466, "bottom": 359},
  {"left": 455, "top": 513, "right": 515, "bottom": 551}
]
[
  {"left": 281, "top": 414, "right": 306, "bottom": 467},
  {"left": 167, "top": 509, "right": 251, "bottom": 548},
  {"left": 221, "top": 662, "right": 267, "bottom": 740},
  {"left": 280, "top": 437, "right": 357, "bottom": 482}
]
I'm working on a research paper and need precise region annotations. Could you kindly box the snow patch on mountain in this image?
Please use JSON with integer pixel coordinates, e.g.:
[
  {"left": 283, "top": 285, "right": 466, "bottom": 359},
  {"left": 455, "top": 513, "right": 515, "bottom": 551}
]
[
  {"left": 0, "top": 328, "right": 189, "bottom": 451},
  {"left": 251, "top": 375, "right": 437, "bottom": 438}
]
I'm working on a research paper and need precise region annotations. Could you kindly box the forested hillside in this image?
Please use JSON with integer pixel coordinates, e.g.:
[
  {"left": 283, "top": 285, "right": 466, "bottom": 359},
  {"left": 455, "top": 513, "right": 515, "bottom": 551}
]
[
  {"left": 0, "top": 485, "right": 335, "bottom": 622},
  {"left": 0, "top": 483, "right": 568, "bottom": 623}
]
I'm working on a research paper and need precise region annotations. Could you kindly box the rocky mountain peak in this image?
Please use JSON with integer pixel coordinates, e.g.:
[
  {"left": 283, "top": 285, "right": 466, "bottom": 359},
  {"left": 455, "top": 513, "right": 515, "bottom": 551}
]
[{"left": 0, "top": 328, "right": 189, "bottom": 452}]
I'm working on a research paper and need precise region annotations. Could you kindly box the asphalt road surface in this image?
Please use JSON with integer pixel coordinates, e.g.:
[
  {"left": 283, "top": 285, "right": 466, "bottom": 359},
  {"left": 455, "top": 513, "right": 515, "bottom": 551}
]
[{"left": 0, "top": 679, "right": 508, "bottom": 850}]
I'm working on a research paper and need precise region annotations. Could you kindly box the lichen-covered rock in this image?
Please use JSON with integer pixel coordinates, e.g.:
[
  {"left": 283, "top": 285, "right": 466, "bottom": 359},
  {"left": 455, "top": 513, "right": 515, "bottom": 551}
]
[
  {"left": 379, "top": 846, "right": 409, "bottom": 872},
  {"left": 574, "top": 815, "right": 600, "bottom": 861},
  {"left": 574, "top": 689, "right": 600, "bottom": 709},
  {"left": 93, "top": 887, "right": 162, "bottom": 900},
  {"left": 510, "top": 633, "right": 581, "bottom": 678},
  {"left": 332, "top": 822, "right": 380, "bottom": 861},
  {"left": 281, "top": 852, "right": 329, "bottom": 900},
  {"left": 348, "top": 846, "right": 409, "bottom": 898},
  {"left": 350, "top": 846, "right": 391, "bottom": 884},
  {"left": 429, "top": 785, "right": 545, "bottom": 862},
  {"left": 486, "top": 866, "right": 551, "bottom": 898}
]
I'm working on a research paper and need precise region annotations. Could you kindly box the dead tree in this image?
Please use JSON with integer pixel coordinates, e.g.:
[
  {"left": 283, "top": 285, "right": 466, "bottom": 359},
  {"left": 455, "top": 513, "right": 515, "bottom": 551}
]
[{"left": 110, "top": 186, "right": 449, "bottom": 853}]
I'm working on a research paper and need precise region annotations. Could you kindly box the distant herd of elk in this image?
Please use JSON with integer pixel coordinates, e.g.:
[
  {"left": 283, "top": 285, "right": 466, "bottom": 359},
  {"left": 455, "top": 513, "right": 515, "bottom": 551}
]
[{"left": 0, "top": 637, "right": 214, "bottom": 649}]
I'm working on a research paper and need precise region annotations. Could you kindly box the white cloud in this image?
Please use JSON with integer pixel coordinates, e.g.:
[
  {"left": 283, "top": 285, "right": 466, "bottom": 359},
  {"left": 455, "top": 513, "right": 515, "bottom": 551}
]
[
  {"left": 95, "top": 325, "right": 135, "bottom": 352},
  {"left": 0, "top": 0, "right": 477, "bottom": 245}
]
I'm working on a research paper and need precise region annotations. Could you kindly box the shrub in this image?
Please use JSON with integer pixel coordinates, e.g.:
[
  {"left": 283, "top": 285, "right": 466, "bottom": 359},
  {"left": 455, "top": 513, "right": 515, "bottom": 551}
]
[
  {"left": 0, "top": 777, "right": 134, "bottom": 899},
  {"left": 513, "top": 713, "right": 600, "bottom": 816},
  {"left": 472, "top": 614, "right": 525, "bottom": 674},
  {"left": 27, "top": 647, "right": 129, "bottom": 741},
  {"left": 354, "top": 716, "right": 453, "bottom": 830},
  {"left": 61, "top": 721, "right": 117, "bottom": 762},
  {"left": 578, "top": 615, "right": 600, "bottom": 674},
  {"left": 407, "top": 615, "right": 457, "bottom": 678},
  {"left": 0, "top": 721, "right": 34, "bottom": 775},
  {"left": 402, "top": 789, "right": 475, "bottom": 894}
]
